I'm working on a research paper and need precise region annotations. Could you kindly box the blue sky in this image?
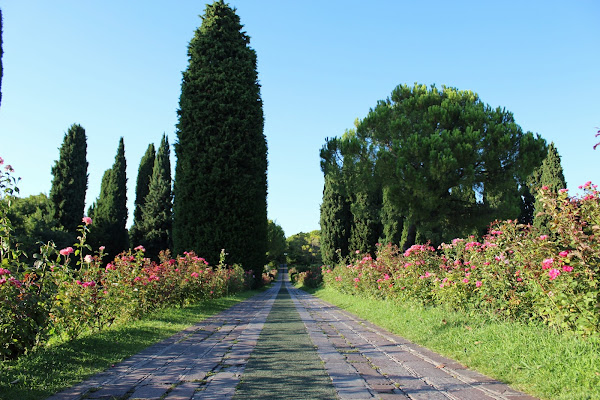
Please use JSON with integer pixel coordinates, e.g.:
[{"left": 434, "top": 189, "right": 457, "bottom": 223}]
[{"left": 0, "top": 1, "right": 598, "bottom": 238}]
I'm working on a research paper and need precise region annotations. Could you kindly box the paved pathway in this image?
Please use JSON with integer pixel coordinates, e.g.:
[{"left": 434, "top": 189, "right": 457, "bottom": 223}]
[{"left": 47, "top": 268, "right": 537, "bottom": 400}]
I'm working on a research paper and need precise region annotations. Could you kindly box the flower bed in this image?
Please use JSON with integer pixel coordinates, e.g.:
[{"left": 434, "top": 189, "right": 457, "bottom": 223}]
[
  {"left": 0, "top": 160, "right": 252, "bottom": 360},
  {"left": 323, "top": 183, "right": 600, "bottom": 337}
]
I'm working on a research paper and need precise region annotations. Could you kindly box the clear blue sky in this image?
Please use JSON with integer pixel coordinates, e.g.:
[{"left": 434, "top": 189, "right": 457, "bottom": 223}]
[{"left": 0, "top": 1, "right": 598, "bottom": 238}]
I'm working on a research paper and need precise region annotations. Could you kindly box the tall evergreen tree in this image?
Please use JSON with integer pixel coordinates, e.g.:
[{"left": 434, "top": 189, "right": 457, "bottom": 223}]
[
  {"left": 173, "top": 1, "right": 267, "bottom": 285},
  {"left": 138, "top": 134, "right": 172, "bottom": 260},
  {"left": 88, "top": 138, "right": 128, "bottom": 260},
  {"left": 349, "top": 190, "right": 382, "bottom": 255},
  {"left": 320, "top": 176, "right": 352, "bottom": 266},
  {"left": 49, "top": 123, "right": 88, "bottom": 234},
  {"left": 380, "top": 186, "right": 403, "bottom": 246},
  {"left": 531, "top": 142, "right": 566, "bottom": 231},
  {"left": 130, "top": 143, "right": 155, "bottom": 246}
]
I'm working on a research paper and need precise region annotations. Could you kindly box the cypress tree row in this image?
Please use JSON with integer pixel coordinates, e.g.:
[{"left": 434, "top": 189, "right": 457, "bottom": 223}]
[
  {"left": 49, "top": 123, "right": 88, "bottom": 234},
  {"left": 130, "top": 143, "right": 155, "bottom": 247},
  {"left": 320, "top": 175, "right": 352, "bottom": 265},
  {"left": 531, "top": 142, "right": 567, "bottom": 231},
  {"left": 138, "top": 134, "right": 172, "bottom": 260},
  {"left": 88, "top": 137, "right": 128, "bottom": 260},
  {"left": 173, "top": 1, "right": 267, "bottom": 284}
]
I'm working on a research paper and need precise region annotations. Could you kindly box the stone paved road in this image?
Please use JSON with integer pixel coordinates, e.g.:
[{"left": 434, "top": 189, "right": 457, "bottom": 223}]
[{"left": 47, "top": 269, "right": 537, "bottom": 400}]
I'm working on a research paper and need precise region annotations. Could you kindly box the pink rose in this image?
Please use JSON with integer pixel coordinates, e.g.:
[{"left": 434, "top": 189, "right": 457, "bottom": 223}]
[
  {"left": 60, "top": 247, "right": 74, "bottom": 256},
  {"left": 476, "top": 281, "right": 482, "bottom": 287},
  {"left": 82, "top": 216, "right": 93, "bottom": 225},
  {"left": 84, "top": 255, "right": 93, "bottom": 263},
  {"left": 542, "top": 258, "right": 554, "bottom": 270},
  {"left": 548, "top": 268, "right": 561, "bottom": 280}
]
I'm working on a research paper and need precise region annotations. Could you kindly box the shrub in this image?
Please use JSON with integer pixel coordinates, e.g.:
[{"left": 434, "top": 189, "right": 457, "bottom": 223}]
[
  {"left": 0, "top": 158, "right": 251, "bottom": 359},
  {"left": 322, "top": 183, "right": 600, "bottom": 337}
]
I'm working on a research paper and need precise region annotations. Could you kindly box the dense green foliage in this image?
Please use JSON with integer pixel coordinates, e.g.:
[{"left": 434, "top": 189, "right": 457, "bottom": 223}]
[
  {"left": 129, "top": 143, "right": 155, "bottom": 247},
  {"left": 349, "top": 189, "right": 382, "bottom": 255},
  {"left": 137, "top": 134, "right": 172, "bottom": 260},
  {"left": 530, "top": 142, "right": 567, "bottom": 231},
  {"left": 380, "top": 186, "right": 403, "bottom": 245},
  {"left": 266, "top": 220, "right": 286, "bottom": 268},
  {"left": 319, "top": 176, "right": 351, "bottom": 265},
  {"left": 321, "top": 83, "right": 547, "bottom": 250},
  {"left": 286, "top": 230, "right": 322, "bottom": 266},
  {"left": 173, "top": 1, "right": 267, "bottom": 285},
  {"left": 49, "top": 124, "right": 88, "bottom": 234},
  {"left": 324, "top": 182, "right": 600, "bottom": 337},
  {"left": 88, "top": 138, "right": 128, "bottom": 260},
  {"left": 6, "top": 194, "right": 72, "bottom": 260}
]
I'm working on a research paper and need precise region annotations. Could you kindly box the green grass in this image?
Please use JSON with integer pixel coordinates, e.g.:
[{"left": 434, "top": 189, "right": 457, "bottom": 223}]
[
  {"left": 309, "top": 286, "right": 600, "bottom": 400},
  {"left": 0, "top": 289, "right": 263, "bottom": 400},
  {"left": 233, "top": 284, "right": 337, "bottom": 400}
]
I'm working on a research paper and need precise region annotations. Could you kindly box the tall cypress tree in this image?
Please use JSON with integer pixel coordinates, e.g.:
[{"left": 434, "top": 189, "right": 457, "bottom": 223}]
[
  {"left": 349, "top": 190, "right": 382, "bottom": 255},
  {"left": 380, "top": 186, "right": 403, "bottom": 246},
  {"left": 531, "top": 142, "right": 566, "bottom": 231},
  {"left": 49, "top": 123, "right": 88, "bottom": 234},
  {"left": 88, "top": 138, "right": 128, "bottom": 260},
  {"left": 138, "top": 134, "right": 172, "bottom": 260},
  {"left": 173, "top": 1, "right": 267, "bottom": 284},
  {"left": 130, "top": 143, "right": 155, "bottom": 246},
  {"left": 320, "top": 176, "right": 352, "bottom": 266}
]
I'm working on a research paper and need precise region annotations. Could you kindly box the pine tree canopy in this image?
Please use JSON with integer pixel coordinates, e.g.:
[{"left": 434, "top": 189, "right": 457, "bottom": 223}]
[
  {"left": 321, "top": 83, "right": 547, "bottom": 247},
  {"left": 49, "top": 123, "right": 88, "bottom": 234},
  {"left": 173, "top": 1, "right": 267, "bottom": 284}
]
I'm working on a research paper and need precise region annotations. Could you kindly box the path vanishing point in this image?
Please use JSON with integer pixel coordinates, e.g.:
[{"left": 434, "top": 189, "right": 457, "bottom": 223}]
[{"left": 47, "top": 268, "right": 538, "bottom": 400}]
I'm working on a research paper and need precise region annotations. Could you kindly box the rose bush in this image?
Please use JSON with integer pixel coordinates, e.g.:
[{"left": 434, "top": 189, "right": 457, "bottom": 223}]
[
  {"left": 0, "top": 159, "right": 253, "bottom": 359},
  {"left": 323, "top": 183, "right": 600, "bottom": 336}
]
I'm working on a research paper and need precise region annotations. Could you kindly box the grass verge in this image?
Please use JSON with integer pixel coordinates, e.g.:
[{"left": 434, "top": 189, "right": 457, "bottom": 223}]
[
  {"left": 0, "top": 289, "right": 263, "bottom": 400},
  {"left": 308, "top": 286, "right": 600, "bottom": 400}
]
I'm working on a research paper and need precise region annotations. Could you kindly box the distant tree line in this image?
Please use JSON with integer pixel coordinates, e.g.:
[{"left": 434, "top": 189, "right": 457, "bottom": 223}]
[{"left": 320, "top": 84, "right": 566, "bottom": 265}]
